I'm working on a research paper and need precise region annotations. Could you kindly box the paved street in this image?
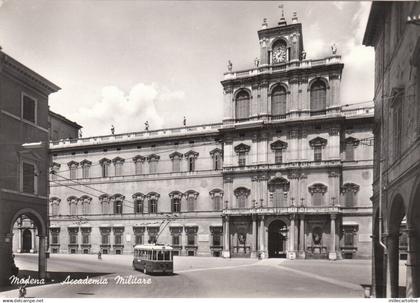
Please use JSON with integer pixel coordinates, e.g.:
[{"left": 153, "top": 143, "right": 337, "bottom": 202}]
[{"left": 0, "top": 254, "right": 375, "bottom": 298}]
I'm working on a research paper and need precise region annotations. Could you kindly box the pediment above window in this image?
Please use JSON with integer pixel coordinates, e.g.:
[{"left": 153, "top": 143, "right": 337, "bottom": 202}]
[
  {"left": 344, "top": 137, "right": 360, "bottom": 146},
  {"left": 341, "top": 183, "right": 360, "bottom": 194},
  {"left": 80, "top": 159, "right": 92, "bottom": 167},
  {"left": 132, "top": 155, "right": 145, "bottom": 163},
  {"left": 234, "top": 187, "right": 250, "bottom": 197},
  {"left": 132, "top": 192, "right": 145, "bottom": 200},
  {"left": 79, "top": 195, "right": 92, "bottom": 203},
  {"left": 110, "top": 193, "right": 125, "bottom": 201},
  {"left": 147, "top": 154, "right": 160, "bottom": 161},
  {"left": 67, "top": 160, "right": 79, "bottom": 167},
  {"left": 99, "top": 158, "right": 111, "bottom": 165},
  {"left": 146, "top": 192, "right": 160, "bottom": 200},
  {"left": 184, "top": 150, "right": 199, "bottom": 158},
  {"left": 270, "top": 140, "right": 288, "bottom": 150},
  {"left": 308, "top": 183, "right": 328, "bottom": 195},
  {"left": 209, "top": 148, "right": 223, "bottom": 156},
  {"left": 209, "top": 188, "right": 224, "bottom": 198},
  {"left": 49, "top": 196, "right": 61, "bottom": 204},
  {"left": 67, "top": 195, "right": 78, "bottom": 203},
  {"left": 99, "top": 194, "right": 109, "bottom": 202},
  {"left": 50, "top": 162, "right": 61, "bottom": 169},
  {"left": 184, "top": 190, "right": 199, "bottom": 199},
  {"left": 234, "top": 143, "right": 250, "bottom": 153},
  {"left": 169, "top": 151, "right": 183, "bottom": 159},
  {"left": 309, "top": 137, "right": 327, "bottom": 147},
  {"left": 169, "top": 191, "right": 183, "bottom": 199},
  {"left": 112, "top": 157, "right": 125, "bottom": 164}
]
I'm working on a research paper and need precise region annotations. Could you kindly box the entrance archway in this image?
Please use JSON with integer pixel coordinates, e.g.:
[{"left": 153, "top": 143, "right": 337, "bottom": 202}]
[
  {"left": 22, "top": 229, "right": 32, "bottom": 253},
  {"left": 268, "top": 220, "right": 288, "bottom": 258}
]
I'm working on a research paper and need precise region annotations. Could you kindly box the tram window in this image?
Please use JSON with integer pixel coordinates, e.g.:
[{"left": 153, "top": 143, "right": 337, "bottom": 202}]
[
  {"left": 164, "top": 251, "right": 171, "bottom": 260},
  {"left": 158, "top": 251, "right": 164, "bottom": 260}
]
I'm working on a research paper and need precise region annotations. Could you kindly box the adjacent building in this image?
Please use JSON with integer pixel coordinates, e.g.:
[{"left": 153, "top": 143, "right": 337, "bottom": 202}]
[
  {"left": 48, "top": 110, "right": 82, "bottom": 141},
  {"left": 48, "top": 13, "right": 374, "bottom": 260},
  {"left": 0, "top": 49, "right": 60, "bottom": 285},
  {"left": 363, "top": 1, "right": 420, "bottom": 298}
]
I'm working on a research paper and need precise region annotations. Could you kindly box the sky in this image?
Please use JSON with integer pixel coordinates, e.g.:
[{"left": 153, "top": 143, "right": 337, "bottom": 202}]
[{"left": 0, "top": 1, "right": 374, "bottom": 137}]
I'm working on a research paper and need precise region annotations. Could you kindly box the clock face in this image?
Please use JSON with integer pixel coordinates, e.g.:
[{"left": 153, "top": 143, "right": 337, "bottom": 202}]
[{"left": 272, "top": 45, "right": 287, "bottom": 64}]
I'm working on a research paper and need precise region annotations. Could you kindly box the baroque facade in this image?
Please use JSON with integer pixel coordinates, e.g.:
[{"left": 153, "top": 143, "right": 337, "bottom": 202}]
[
  {"left": 363, "top": 1, "right": 420, "bottom": 298},
  {"left": 47, "top": 14, "right": 374, "bottom": 260}
]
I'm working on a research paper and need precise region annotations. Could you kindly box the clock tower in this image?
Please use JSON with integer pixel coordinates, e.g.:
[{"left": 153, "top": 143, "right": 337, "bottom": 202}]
[{"left": 258, "top": 12, "right": 304, "bottom": 65}]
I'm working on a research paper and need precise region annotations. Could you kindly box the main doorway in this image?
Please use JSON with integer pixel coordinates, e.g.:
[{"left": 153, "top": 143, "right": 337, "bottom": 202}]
[
  {"left": 268, "top": 220, "right": 288, "bottom": 258},
  {"left": 22, "top": 229, "right": 32, "bottom": 253}
]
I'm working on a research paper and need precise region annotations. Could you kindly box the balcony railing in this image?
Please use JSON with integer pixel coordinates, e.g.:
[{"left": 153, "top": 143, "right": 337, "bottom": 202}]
[{"left": 223, "top": 56, "right": 342, "bottom": 80}]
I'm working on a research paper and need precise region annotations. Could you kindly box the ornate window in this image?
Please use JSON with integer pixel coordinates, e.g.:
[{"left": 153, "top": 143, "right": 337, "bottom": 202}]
[
  {"left": 147, "top": 154, "right": 160, "bottom": 174},
  {"left": 309, "top": 137, "right": 327, "bottom": 162},
  {"left": 234, "top": 143, "right": 250, "bottom": 167},
  {"left": 147, "top": 192, "right": 160, "bottom": 214},
  {"left": 184, "top": 150, "right": 199, "bottom": 172},
  {"left": 50, "top": 197, "right": 61, "bottom": 216},
  {"left": 99, "top": 194, "right": 110, "bottom": 215},
  {"left": 169, "top": 151, "right": 183, "bottom": 172},
  {"left": 310, "top": 79, "right": 327, "bottom": 116},
  {"left": 169, "top": 191, "right": 183, "bottom": 213},
  {"left": 210, "top": 148, "right": 223, "bottom": 171},
  {"left": 68, "top": 227, "right": 79, "bottom": 245},
  {"left": 235, "top": 90, "right": 250, "bottom": 120},
  {"left": 234, "top": 187, "right": 250, "bottom": 208},
  {"left": 308, "top": 183, "right": 328, "bottom": 206},
  {"left": 133, "top": 155, "right": 145, "bottom": 175},
  {"left": 100, "top": 227, "right": 111, "bottom": 245},
  {"left": 341, "top": 183, "right": 360, "bottom": 207},
  {"left": 209, "top": 188, "right": 224, "bottom": 211},
  {"left": 80, "top": 160, "right": 91, "bottom": 179},
  {"left": 210, "top": 226, "right": 223, "bottom": 247},
  {"left": 80, "top": 195, "right": 92, "bottom": 215},
  {"left": 81, "top": 227, "right": 91, "bottom": 245},
  {"left": 268, "top": 177, "right": 289, "bottom": 207},
  {"left": 67, "top": 161, "right": 79, "bottom": 180},
  {"left": 112, "top": 157, "right": 125, "bottom": 177},
  {"left": 270, "top": 140, "right": 288, "bottom": 164},
  {"left": 341, "top": 224, "right": 358, "bottom": 249},
  {"left": 132, "top": 193, "right": 145, "bottom": 214},
  {"left": 99, "top": 158, "right": 111, "bottom": 177},
  {"left": 67, "top": 196, "right": 78, "bottom": 216},
  {"left": 185, "top": 226, "right": 198, "bottom": 249},
  {"left": 113, "top": 227, "right": 124, "bottom": 246},
  {"left": 271, "top": 85, "right": 287, "bottom": 117},
  {"left": 133, "top": 227, "right": 145, "bottom": 245},
  {"left": 50, "top": 227, "right": 60, "bottom": 245},
  {"left": 184, "top": 190, "right": 199, "bottom": 212},
  {"left": 50, "top": 162, "right": 61, "bottom": 181},
  {"left": 344, "top": 137, "right": 360, "bottom": 161},
  {"left": 170, "top": 226, "right": 183, "bottom": 248},
  {"left": 111, "top": 194, "right": 125, "bottom": 215}
]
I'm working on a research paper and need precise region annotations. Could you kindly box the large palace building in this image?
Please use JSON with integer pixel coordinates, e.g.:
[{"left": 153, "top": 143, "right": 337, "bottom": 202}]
[{"left": 45, "top": 14, "right": 374, "bottom": 259}]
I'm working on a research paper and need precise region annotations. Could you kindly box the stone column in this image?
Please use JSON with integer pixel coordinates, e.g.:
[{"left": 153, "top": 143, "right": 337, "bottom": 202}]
[
  {"left": 17, "top": 227, "right": 22, "bottom": 253},
  {"left": 386, "top": 233, "right": 399, "bottom": 298},
  {"left": 288, "top": 215, "right": 296, "bottom": 259},
  {"left": 223, "top": 86, "right": 234, "bottom": 123},
  {"left": 223, "top": 216, "right": 230, "bottom": 258},
  {"left": 38, "top": 235, "right": 47, "bottom": 279},
  {"left": 259, "top": 216, "right": 266, "bottom": 258},
  {"left": 405, "top": 228, "right": 417, "bottom": 298},
  {"left": 260, "top": 81, "right": 269, "bottom": 120},
  {"left": 299, "top": 215, "right": 306, "bottom": 258},
  {"left": 329, "top": 214, "right": 337, "bottom": 260},
  {"left": 251, "top": 176, "right": 258, "bottom": 207},
  {"left": 30, "top": 228, "right": 37, "bottom": 253},
  {"left": 328, "top": 127, "right": 340, "bottom": 160},
  {"left": 260, "top": 174, "right": 269, "bottom": 208},
  {"left": 252, "top": 134, "right": 258, "bottom": 164},
  {"left": 288, "top": 78, "right": 299, "bottom": 118},
  {"left": 289, "top": 129, "right": 299, "bottom": 161},
  {"left": 251, "top": 84, "right": 259, "bottom": 119},
  {"left": 251, "top": 215, "right": 257, "bottom": 258}
]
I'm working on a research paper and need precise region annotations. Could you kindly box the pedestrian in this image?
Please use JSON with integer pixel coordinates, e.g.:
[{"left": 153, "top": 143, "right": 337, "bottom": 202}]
[
  {"left": 18, "top": 285, "right": 26, "bottom": 298},
  {"left": 97, "top": 251, "right": 102, "bottom": 260}
]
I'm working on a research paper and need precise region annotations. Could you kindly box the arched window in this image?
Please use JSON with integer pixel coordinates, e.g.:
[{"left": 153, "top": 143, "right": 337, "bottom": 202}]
[
  {"left": 235, "top": 91, "right": 250, "bottom": 120},
  {"left": 310, "top": 79, "right": 327, "bottom": 116},
  {"left": 271, "top": 86, "right": 287, "bottom": 117}
]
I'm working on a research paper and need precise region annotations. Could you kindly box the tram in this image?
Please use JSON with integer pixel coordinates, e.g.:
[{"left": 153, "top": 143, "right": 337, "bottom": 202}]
[{"left": 132, "top": 244, "right": 174, "bottom": 274}]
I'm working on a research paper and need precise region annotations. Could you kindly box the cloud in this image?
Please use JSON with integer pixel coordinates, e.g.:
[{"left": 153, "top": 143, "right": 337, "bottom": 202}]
[
  {"left": 74, "top": 83, "right": 185, "bottom": 137},
  {"left": 332, "top": 2, "right": 346, "bottom": 11},
  {"left": 340, "top": 2, "right": 374, "bottom": 105},
  {"left": 0, "top": 0, "right": 7, "bottom": 8}
]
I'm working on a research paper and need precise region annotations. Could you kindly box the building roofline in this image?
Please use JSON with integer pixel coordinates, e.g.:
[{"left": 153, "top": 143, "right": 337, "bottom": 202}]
[
  {"left": 0, "top": 50, "right": 60, "bottom": 94},
  {"left": 362, "top": 2, "right": 388, "bottom": 47},
  {"left": 49, "top": 110, "right": 82, "bottom": 129}
]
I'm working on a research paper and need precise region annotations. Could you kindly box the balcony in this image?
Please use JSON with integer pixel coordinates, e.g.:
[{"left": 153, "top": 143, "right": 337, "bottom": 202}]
[
  {"left": 223, "top": 206, "right": 340, "bottom": 216},
  {"left": 223, "top": 56, "right": 342, "bottom": 80}
]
